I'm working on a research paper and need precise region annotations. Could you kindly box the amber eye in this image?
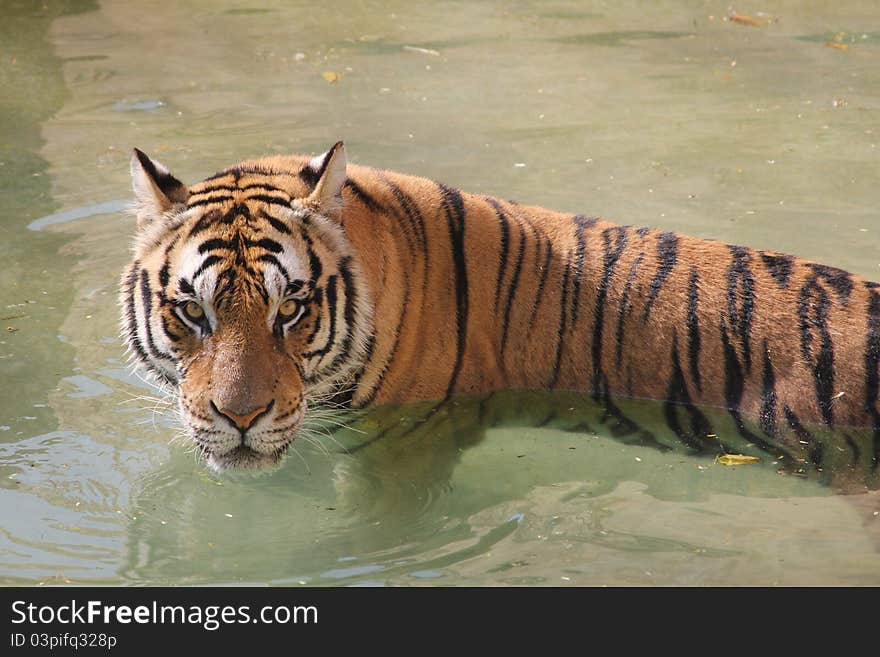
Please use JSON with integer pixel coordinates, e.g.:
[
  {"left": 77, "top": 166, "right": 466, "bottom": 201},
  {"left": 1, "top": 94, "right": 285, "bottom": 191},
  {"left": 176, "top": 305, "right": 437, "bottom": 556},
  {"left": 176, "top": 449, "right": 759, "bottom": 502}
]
[
  {"left": 182, "top": 301, "right": 205, "bottom": 322},
  {"left": 278, "top": 299, "right": 301, "bottom": 320}
]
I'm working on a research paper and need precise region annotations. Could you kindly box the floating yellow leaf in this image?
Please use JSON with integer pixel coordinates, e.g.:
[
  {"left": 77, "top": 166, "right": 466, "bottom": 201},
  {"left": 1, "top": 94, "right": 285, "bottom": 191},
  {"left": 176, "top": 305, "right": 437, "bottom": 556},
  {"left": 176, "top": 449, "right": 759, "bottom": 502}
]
[
  {"left": 322, "top": 71, "right": 343, "bottom": 84},
  {"left": 728, "top": 13, "right": 763, "bottom": 27},
  {"left": 716, "top": 454, "right": 761, "bottom": 466}
]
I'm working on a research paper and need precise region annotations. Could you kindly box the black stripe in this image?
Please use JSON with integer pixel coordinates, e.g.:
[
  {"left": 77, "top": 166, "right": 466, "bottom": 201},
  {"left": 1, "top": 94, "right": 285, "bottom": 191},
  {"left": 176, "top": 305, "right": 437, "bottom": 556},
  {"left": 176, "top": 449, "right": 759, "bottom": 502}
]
[
  {"left": 663, "top": 334, "right": 715, "bottom": 451},
  {"left": 123, "top": 264, "right": 151, "bottom": 365},
  {"left": 158, "top": 236, "right": 179, "bottom": 294},
  {"left": 383, "top": 176, "right": 428, "bottom": 253},
  {"left": 245, "top": 194, "right": 291, "bottom": 207},
  {"left": 760, "top": 252, "right": 794, "bottom": 289},
  {"left": 191, "top": 184, "right": 238, "bottom": 195},
  {"left": 501, "top": 219, "right": 526, "bottom": 357},
  {"left": 328, "top": 256, "right": 359, "bottom": 372},
  {"left": 301, "top": 227, "right": 324, "bottom": 282},
  {"left": 187, "top": 210, "right": 221, "bottom": 238},
  {"left": 213, "top": 269, "right": 237, "bottom": 311},
  {"left": 570, "top": 215, "right": 596, "bottom": 325},
  {"left": 596, "top": 374, "right": 665, "bottom": 449},
  {"left": 251, "top": 278, "right": 270, "bottom": 306},
  {"left": 159, "top": 262, "right": 170, "bottom": 289},
  {"left": 720, "top": 317, "right": 776, "bottom": 454},
  {"left": 615, "top": 252, "right": 643, "bottom": 370},
  {"left": 489, "top": 199, "right": 510, "bottom": 313},
  {"left": 354, "top": 302, "right": 403, "bottom": 408},
  {"left": 305, "top": 275, "right": 338, "bottom": 359},
  {"left": 549, "top": 265, "right": 571, "bottom": 389},
  {"left": 759, "top": 340, "right": 777, "bottom": 437},
  {"left": 686, "top": 267, "right": 702, "bottom": 394},
  {"left": 187, "top": 194, "right": 234, "bottom": 208},
  {"left": 591, "top": 226, "right": 628, "bottom": 397},
  {"left": 304, "top": 287, "right": 324, "bottom": 344},
  {"left": 725, "top": 245, "right": 755, "bottom": 374},
  {"left": 797, "top": 276, "right": 835, "bottom": 426},
  {"left": 198, "top": 237, "right": 235, "bottom": 254},
  {"left": 528, "top": 239, "right": 553, "bottom": 330},
  {"left": 344, "top": 179, "right": 383, "bottom": 213},
  {"left": 256, "top": 254, "right": 290, "bottom": 282},
  {"left": 439, "top": 183, "right": 469, "bottom": 399},
  {"left": 807, "top": 263, "right": 853, "bottom": 304},
  {"left": 202, "top": 166, "right": 269, "bottom": 183},
  {"left": 527, "top": 221, "right": 543, "bottom": 279},
  {"left": 218, "top": 203, "right": 250, "bottom": 225},
  {"left": 178, "top": 278, "right": 195, "bottom": 296},
  {"left": 720, "top": 318, "right": 744, "bottom": 416},
  {"left": 865, "top": 288, "right": 880, "bottom": 470},
  {"left": 193, "top": 255, "right": 223, "bottom": 282},
  {"left": 258, "top": 209, "right": 292, "bottom": 235},
  {"left": 139, "top": 269, "right": 174, "bottom": 362},
  {"left": 160, "top": 314, "right": 182, "bottom": 344},
  {"left": 351, "top": 334, "right": 376, "bottom": 401},
  {"left": 248, "top": 237, "right": 283, "bottom": 253},
  {"left": 783, "top": 405, "right": 824, "bottom": 468},
  {"left": 641, "top": 231, "right": 678, "bottom": 323},
  {"left": 240, "top": 182, "right": 284, "bottom": 191}
]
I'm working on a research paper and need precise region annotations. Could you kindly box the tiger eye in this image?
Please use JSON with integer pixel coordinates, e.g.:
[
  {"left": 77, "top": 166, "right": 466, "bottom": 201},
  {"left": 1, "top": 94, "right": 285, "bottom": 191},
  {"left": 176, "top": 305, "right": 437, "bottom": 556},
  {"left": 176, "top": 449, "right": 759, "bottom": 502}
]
[
  {"left": 278, "top": 299, "right": 300, "bottom": 319},
  {"left": 183, "top": 301, "right": 204, "bottom": 321}
]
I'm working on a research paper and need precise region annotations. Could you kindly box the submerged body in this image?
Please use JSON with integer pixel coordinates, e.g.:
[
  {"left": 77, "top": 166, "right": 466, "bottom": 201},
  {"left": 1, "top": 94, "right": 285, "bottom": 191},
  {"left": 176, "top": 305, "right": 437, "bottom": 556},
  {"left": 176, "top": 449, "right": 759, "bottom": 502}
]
[{"left": 121, "top": 143, "right": 880, "bottom": 478}]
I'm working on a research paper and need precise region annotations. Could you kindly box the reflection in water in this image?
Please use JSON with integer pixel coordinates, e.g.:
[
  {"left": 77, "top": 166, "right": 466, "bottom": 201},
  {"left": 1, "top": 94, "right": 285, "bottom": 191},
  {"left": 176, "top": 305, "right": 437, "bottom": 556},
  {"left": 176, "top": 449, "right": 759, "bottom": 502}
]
[
  {"left": 27, "top": 199, "right": 129, "bottom": 231},
  {"left": 121, "top": 390, "right": 880, "bottom": 586}
]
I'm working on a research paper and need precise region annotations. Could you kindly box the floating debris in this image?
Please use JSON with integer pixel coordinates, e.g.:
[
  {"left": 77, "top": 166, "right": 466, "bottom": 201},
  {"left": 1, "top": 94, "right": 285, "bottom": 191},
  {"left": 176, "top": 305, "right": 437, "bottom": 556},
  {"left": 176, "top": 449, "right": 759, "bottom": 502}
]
[
  {"left": 402, "top": 45, "right": 440, "bottom": 56},
  {"left": 113, "top": 99, "right": 165, "bottom": 112},
  {"left": 726, "top": 12, "right": 771, "bottom": 27},
  {"left": 716, "top": 454, "right": 761, "bottom": 466}
]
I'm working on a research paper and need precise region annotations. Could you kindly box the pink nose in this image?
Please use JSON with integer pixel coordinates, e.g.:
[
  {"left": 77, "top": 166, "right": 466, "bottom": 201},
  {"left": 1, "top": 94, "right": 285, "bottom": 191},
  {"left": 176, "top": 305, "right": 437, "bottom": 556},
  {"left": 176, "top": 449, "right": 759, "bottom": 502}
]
[{"left": 212, "top": 400, "right": 274, "bottom": 432}]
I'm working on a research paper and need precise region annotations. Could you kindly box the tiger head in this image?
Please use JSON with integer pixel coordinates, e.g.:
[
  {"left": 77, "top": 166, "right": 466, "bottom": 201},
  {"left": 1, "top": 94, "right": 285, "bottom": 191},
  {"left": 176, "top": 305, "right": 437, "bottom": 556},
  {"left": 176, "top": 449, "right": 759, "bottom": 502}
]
[{"left": 119, "top": 143, "right": 373, "bottom": 471}]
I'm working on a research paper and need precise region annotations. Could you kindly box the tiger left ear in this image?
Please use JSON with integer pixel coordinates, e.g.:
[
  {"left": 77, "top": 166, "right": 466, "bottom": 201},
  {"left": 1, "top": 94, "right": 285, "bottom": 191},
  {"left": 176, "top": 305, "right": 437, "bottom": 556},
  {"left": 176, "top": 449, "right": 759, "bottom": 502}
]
[
  {"left": 304, "top": 141, "right": 346, "bottom": 216},
  {"left": 130, "top": 148, "right": 188, "bottom": 229}
]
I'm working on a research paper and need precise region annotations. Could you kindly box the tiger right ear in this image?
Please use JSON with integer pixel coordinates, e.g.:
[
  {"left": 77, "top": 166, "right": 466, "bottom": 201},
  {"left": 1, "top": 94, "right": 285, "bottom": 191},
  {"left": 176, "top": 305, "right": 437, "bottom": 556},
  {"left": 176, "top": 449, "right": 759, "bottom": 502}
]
[
  {"left": 304, "top": 141, "right": 347, "bottom": 217},
  {"left": 130, "top": 148, "right": 188, "bottom": 229}
]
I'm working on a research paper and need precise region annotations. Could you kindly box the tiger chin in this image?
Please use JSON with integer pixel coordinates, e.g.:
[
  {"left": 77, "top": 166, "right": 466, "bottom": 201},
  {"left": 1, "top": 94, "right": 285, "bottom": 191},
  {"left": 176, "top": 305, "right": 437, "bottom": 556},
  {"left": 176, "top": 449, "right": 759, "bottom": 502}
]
[{"left": 120, "top": 142, "right": 373, "bottom": 472}]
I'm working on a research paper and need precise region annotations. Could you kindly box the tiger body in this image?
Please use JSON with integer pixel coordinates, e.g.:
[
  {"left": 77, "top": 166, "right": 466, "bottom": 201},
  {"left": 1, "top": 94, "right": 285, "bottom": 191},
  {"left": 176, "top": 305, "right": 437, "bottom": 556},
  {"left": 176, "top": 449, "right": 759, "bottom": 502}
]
[{"left": 121, "top": 143, "right": 880, "bottom": 476}]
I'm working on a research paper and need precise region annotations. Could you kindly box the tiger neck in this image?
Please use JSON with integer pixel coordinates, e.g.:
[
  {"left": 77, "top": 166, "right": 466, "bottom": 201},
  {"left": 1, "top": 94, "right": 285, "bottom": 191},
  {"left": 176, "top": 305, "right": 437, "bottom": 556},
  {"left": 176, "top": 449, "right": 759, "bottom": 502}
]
[{"left": 338, "top": 175, "right": 585, "bottom": 407}]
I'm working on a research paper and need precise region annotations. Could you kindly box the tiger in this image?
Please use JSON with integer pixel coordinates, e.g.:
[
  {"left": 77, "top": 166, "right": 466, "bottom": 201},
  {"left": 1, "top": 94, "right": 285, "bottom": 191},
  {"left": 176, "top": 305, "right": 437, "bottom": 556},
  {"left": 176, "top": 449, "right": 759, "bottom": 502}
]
[{"left": 120, "top": 141, "right": 880, "bottom": 487}]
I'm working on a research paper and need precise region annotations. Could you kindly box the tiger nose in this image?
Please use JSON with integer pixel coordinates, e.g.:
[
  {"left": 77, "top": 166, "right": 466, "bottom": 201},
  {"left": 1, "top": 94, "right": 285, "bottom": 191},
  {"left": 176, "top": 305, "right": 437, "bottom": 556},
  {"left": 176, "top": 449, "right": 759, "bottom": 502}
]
[{"left": 211, "top": 400, "right": 275, "bottom": 432}]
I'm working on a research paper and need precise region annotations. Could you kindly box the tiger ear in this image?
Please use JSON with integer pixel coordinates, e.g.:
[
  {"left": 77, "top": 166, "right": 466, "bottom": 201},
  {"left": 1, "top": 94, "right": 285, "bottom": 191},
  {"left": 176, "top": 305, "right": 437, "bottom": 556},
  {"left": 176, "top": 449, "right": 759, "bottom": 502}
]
[
  {"left": 304, "top": 141, "right": 346, "bottom": 216},
  {"left": 130, "top": 148, "right": 188, "bottom": 229}
]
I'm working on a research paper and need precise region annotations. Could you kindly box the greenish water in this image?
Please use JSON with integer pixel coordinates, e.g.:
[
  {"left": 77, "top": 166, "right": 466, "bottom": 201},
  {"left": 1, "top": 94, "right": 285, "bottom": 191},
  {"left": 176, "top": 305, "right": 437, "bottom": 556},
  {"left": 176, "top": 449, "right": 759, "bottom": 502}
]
[{"left": 2, "top": 0, "right": 880, "bottom": 586}]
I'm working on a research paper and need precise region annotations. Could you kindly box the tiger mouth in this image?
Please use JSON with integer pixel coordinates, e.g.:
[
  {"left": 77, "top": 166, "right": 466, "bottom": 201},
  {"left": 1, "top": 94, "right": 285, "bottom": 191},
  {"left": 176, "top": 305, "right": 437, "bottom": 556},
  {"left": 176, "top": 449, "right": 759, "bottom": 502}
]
[
  {"left": 202, "top": 443, "right": 289, "bottom": 471},
  {"left": 186, "top": 406, "right": 306, "bottom": 471},
  {"left": 194, "top": 426, "right": 300, "bottom": 472}
]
